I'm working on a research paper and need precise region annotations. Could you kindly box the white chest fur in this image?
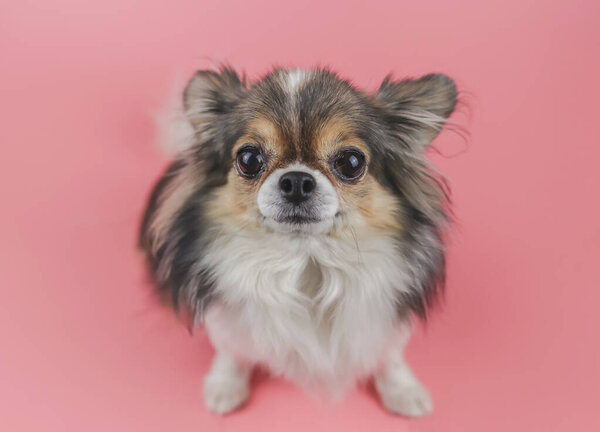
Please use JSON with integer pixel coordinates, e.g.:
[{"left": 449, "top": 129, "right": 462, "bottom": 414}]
[{"left": 202, "top": 227, "right": 408, "bottom": 394}]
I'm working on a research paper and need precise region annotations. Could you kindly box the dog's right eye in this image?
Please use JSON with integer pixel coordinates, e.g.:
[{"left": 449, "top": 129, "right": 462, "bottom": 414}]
[{"left": 236, "top": 146, "right": 264, "bottom": 178}]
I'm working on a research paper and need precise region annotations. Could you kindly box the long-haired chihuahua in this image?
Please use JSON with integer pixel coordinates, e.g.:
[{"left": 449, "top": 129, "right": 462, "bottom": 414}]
[{"left": 139, "top": 66, "right": 457, "bottom": 416}]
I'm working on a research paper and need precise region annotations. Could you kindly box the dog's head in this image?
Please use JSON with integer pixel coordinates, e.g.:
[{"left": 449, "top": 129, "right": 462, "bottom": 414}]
[
  {"left": 140, "top": 66, "right": 457, "bottom": 319},
  {"left": 182, "top": 67, "right": 457, "bottom": 236}
]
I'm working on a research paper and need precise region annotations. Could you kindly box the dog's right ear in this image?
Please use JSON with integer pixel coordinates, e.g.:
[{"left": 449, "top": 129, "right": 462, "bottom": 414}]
[{"left": 183, "top": 67, "right": 247, "bottom": 131}]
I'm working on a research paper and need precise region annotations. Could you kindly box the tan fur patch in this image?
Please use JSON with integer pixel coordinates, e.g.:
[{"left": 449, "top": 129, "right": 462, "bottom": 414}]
[
  {"left": 356, "top": 177, "right": 403, "bottom": 234},
  {"left": 207, "top": 170, "right": 260, "bottom": 230},
  {"left": 231, "top": 117, "right": 284, "bottom": 158},
  {"left": 313, "top": 118, "right": 370, "bottom": 163}
]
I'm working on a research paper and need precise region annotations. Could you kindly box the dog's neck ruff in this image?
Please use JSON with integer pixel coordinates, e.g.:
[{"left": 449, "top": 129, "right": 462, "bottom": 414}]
[{"left": 202, "top": 226, "right": 408, "bottom": 394}]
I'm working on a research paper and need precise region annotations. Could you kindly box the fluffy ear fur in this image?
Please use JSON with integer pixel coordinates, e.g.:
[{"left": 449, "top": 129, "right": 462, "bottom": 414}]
[
  {"left": 183, "top": 67, "right": 247, "bottom": 132},
  {"left": 375, "top": 73, "right": 457, "bottom": 151},
  {"left": 181, "top": 67, "right": 248, "bottom": 168}
]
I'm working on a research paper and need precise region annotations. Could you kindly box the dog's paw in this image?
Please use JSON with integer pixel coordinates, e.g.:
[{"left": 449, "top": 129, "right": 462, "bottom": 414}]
[
  {"left": 377, "top": 383, "right": 433, "bottom": 417},
  {"left": 203, "top": 372, "right": 250, "bottom": 414}
]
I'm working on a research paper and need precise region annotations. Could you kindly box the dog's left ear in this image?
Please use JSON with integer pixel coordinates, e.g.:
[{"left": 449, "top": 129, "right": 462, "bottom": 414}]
[{"left": 374, "top": 73, "right": 457, "bottom": 151}]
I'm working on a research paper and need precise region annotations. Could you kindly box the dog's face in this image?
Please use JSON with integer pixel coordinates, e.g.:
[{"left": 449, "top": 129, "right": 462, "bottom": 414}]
[
  {"left": 227, "top": 88, "right": 375, "bottom": 235},
  {"left": 182, "top": 68, "right": 456, "bottom": 237}
]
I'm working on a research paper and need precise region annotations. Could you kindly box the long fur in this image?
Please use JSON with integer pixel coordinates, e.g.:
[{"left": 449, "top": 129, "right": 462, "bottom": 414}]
[{"left": 139, "top": 66, "right": 457, "bottom": 395}]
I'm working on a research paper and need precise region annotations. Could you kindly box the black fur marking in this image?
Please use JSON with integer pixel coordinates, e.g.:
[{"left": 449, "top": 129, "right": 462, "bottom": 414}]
[
  {"left": 138, "top": 159, "right": 185, "bottom": 272},
  {"left": 166, "top": 193, "right": 213, "bottom": 312}
]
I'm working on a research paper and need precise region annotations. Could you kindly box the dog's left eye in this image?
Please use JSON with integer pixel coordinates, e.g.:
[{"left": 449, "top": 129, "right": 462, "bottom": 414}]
[
  {"left": 332, "top": 149, "right": 366, "bottom": 181},
  {"left": 236, "top": 146, "right": 264, "bottom": 178}
]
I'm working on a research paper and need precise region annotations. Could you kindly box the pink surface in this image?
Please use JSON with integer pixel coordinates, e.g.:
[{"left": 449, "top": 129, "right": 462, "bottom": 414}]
[{"left": 2, "top": 1, "right": 600, "bottom": 430}]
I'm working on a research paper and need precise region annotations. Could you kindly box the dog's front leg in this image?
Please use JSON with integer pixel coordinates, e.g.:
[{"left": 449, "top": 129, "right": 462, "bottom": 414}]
[
  {"left": 375, "top": 324, "right": 433, "bottom": 417},
  {"left": 203, "top": 351, "right": 251, "bottom": 414}
]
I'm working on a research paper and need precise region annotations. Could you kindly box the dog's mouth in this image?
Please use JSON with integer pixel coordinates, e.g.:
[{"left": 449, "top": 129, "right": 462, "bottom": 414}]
[
  {"left": 259, "top": 208, "right": 343, "bottom": 235},
  {"left": 272, "top": 205, "right": 322, "bottom": 225},
  {"left": 258, "top": 206, "right": 331, "bottom": 234},
  {"left": 276, "top": 214, "right": 321, "bottom": 225}
]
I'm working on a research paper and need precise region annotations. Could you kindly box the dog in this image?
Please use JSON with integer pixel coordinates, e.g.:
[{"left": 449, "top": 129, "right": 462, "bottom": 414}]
[{"left": 139, "top": 66, "right": 457, "bottom": 416}]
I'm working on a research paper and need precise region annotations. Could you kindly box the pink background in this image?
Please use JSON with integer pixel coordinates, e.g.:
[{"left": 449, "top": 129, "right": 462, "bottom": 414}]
[{"left": 2, "top": 1, "right": 600, "bottom": 430}]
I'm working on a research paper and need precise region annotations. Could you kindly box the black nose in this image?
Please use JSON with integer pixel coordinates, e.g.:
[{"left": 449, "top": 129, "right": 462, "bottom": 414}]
[{"left": 279, "top": 171, "right": 316, "bottom": 204}]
